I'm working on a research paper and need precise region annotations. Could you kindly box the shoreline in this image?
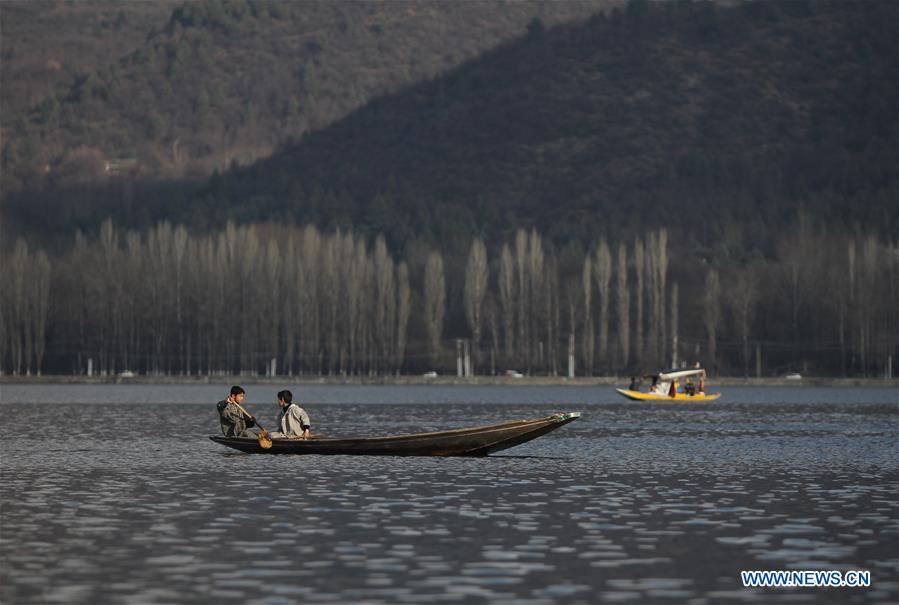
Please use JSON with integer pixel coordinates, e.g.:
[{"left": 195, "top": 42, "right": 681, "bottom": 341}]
[{"left": 1, "top": 375, "right": 895, "bottom": 388}]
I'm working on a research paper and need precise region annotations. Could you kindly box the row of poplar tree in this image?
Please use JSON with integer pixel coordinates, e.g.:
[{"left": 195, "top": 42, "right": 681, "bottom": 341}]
[{"left": 1, "top": 220, "right": 896, "bottom": 377}]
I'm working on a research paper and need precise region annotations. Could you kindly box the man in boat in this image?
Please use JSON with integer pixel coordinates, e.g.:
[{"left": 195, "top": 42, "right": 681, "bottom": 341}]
[
  {"left": 692, "top": 361, "right": 706, "bottom": 393},
  {"left": 216, "top": 385, "right": 258, "bottom": 437},
  {"left": 269, "top": 389, "right": 311, "bottom": 439},
  {"left": 684, "top": 377, "right": 696, "bottom": 396}
]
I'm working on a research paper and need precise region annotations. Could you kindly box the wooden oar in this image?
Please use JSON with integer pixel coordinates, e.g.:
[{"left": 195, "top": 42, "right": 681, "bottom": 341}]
[{"left": 232, "top": 401, "right": 273, "bottom": 449}]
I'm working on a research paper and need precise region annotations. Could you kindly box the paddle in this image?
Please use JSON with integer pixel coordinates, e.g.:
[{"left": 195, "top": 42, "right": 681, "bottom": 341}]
[{"left": 232, "top": 401, "right": 273, "bottom": 449}]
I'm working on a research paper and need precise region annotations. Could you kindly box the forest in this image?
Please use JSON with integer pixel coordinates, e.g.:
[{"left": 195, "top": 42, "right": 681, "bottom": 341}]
[{"left": 2, "top": 220, "right": 895, "bottom": 378}]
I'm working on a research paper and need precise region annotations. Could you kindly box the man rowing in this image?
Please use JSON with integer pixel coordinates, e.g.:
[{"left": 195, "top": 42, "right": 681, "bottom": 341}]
[{"left": 216, "top": 385, "right": 259, "bottom": 437}]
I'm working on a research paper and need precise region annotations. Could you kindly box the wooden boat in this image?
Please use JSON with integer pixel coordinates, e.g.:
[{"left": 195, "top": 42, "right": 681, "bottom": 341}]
[
  {"left": 210, "top": 412, "right": 580, "bottom": 456},
  {"left": 616, "top": 367, "right": 721, "bottom": 402}
]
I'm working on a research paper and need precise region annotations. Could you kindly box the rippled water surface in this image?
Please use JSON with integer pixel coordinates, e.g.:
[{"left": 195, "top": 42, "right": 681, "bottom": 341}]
[{"left": 1, "top": 385, "right": 897, "bottom": 604}]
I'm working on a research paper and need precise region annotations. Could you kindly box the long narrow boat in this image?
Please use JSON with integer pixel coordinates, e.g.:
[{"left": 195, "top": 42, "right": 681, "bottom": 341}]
[{"left": 210, "top": 412, "right": 581, "bottom": 456}]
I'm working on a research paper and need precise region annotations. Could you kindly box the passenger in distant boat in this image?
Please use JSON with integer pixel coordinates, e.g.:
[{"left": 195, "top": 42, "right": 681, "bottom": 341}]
[
  {"left": 668, "top": 381, "right": 677, "bottom": 398},
  {"left": 628, "top": 376, "right": 640, "bottom": 391},
  {"left": 694, "top": 362, "right": 706, "bottom": 393},
  {"left": 269, "top": 389, "right": 311, "bottom": 439},
  {"left": 217, "top": 385, "right": 257, "bottom": 437},
  {"left": 684, "top": 378, "right": 696, "bottom": 396}
]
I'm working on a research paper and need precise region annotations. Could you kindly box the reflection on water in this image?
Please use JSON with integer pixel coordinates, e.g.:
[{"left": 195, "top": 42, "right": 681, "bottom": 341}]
[{"left": 1, "top": 385, "right": 897, "bottom": 604}]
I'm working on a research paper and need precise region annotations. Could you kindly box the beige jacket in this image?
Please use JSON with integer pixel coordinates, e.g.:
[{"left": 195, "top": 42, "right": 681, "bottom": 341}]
[{"left": 270, "top": 404, "right": 311, "bottom": 438}]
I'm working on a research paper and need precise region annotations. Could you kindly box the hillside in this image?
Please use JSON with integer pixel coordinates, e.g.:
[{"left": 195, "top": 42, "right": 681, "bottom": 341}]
[
  {"left": 0, "top": 0, "right": 611, "bottom": 191},
  {"left": 191, "top": 0, "right": 897, "bottom": 254},
  {"left": 0, "top": 1, "right": 179, "bottom": 118},
  {"left": 4, "top": 0, "right": 897, "bottom": 253}
]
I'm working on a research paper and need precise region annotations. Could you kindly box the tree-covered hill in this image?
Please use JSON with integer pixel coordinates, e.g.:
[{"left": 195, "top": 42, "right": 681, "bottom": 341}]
[
  {"left": 1, "top": 0, "right": 610, "bottom": 192},
  {"left": 0, "top": 1, "right": 179, "bottom": 119},
  {"left": 5, "top": 1, "right": 896, "bottom": 256},
  {"left": 189, "top": 0, "right": 896, "bottom": 255}
]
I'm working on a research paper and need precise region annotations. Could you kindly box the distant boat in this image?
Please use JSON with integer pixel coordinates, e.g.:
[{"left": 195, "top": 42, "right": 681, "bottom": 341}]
[
  {"left": 210, "top": 412, "right": 581, "bottom": 456},
  {"left": 616, "top": 367, "right": 721, "bottom": 402}
]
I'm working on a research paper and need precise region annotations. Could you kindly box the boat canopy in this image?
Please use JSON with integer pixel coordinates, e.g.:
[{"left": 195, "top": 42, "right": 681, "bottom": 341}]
[{"left": 658, "top": 368, "right": 706, "bottom": 381}]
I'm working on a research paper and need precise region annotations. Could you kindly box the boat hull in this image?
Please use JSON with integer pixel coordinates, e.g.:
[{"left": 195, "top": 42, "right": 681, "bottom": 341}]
[
  {"left": 615, "top": 388, "right": 721, "bottom": 402},
  {"left": 210, "top": 412, "right": 581, "bottom": 456}
]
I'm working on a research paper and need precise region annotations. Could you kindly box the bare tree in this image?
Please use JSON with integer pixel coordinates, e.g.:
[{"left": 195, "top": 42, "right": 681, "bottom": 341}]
[
  {"left": 775, "top": 217, "right": 824, "bottom": 369},
  {"left": 343, "top": 235, "right": 365, "bottom": 374},
  {"left": 335, "top": 232, "right": 354, "bottom": 374},
  {"left": 0, "top": 255, "right": 7, "bottom": 374},
  {"left": 563, "top": 277, "right": 578, "bottom": 377},
  {"left": 656, "top": 229, "right": 669, "bottom": 365},
  {"left": 358, "top": 244, "right": 375, "bottom": 375},
  {"left": 514, "top": 229, "right": 529, "bottom": 368},
  {"left": 859, "top": 235, "right": 880, "bottom": 375},
  {"left": 424, "top": 249, "right": 446, "bottom": 370},
  {"left": 31, "top": 250, "right": 51, "bottom": 375},
  {"left": 498, "top": 244, "right": 515, "bottom": 364},
  {"left": 262, "top": 238, "right": 281, "bottom": 374},
  {"left": 99, "top": 219, "right": 120, "bottom": 374},
  {"left": 9, "top": 240, "right": 28, "bottom": 374},
  {"left": 373, "top": 235, "right": 395, "bottom": 374},
  {"left": 645, "top": 232, "right": 658, "bottom": 367},
  {"left": 484, "top": 293, "right": 499, "bottom": 376},
  {"left": 670, "top": 281, "right": 678, "bottom": 368},
  {"left": 544, "top": 255, "right": 560, "bottom": 375},
  {"left": 727, "top": 266, "right": 758, "bottom": 377},
  {"left": 846, "top": 233, "right": 886, "bottom": 376},
  {"left": 616, "top": 242, "right": 629, "bottom": 370},
  {"left": 464, "top": 238, "right": 488, "bottom": 373},
  {"left": 395, "top": 261, "right": 411, "bottom": 374},
  {"left": 182, "top": 236, "right": 199, "bottom": 375},
  {"left": 172, "top": 225, "right": 189, "bottom": 374},
  {"left": 300, "top": 225, "right": 322, "bottom": 374},
  {"left": 280, "top": 236, "right": 298, "bottom": 374},
  {"left": 593, "top": 239, "right": 612, "bottom": 373},
  {"left": 237, "top": 225, "right": 260, "bottom": 374},
  {"left": 581, "top": 257, "right": 594, "bottom": 375},
  {"left": 528, "top": 230, "right": 545, "bottom": 370},
  {"left": 633, "top": 237, "right": 644, "bottom": 364},
  {"left": 210, "top": 232, "right": 230, "bottom": 373},
  {"left": 322, "top": 232, "right": 342, "bottom": 374},
  {"left": 704, "top": 268, "right": 721, "bottom": 372}
]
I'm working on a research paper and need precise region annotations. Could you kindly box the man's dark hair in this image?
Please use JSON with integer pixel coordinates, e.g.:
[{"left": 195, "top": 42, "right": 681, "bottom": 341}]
[
  {"left": 277, "top": 389, "right": 293, "bottom": 403},
  {"left": 230, "top": 385, "right": 245, "bottom": 396}
]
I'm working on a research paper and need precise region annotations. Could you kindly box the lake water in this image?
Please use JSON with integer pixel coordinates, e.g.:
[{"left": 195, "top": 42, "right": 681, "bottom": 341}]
[{"left": 1, "top": 384, "right": 897, "bottom": 604}]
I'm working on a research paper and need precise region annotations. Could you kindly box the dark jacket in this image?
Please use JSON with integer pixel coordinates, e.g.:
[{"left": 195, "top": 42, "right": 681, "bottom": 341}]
[{"left": 217, "top": 399, "right": 255, "bottom": 437}]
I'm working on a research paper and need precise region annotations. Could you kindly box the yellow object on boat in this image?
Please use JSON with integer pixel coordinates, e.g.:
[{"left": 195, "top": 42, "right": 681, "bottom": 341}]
[{"left": 615, "top": 388, "right": 721, "bottom": 402}]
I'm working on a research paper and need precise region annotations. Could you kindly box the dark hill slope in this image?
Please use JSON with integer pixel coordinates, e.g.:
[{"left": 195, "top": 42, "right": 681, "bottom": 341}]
[{"left": 194, "top": 0, "right": 897, "bottom": 252}]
